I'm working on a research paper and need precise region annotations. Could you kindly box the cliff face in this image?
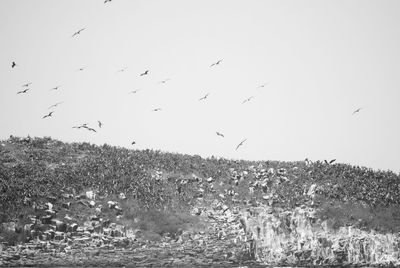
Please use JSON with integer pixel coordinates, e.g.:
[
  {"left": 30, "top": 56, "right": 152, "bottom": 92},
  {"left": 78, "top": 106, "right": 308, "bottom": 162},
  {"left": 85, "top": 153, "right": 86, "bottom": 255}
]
[{"left": 243, "top": 205, "right": 400, "bottom": 266}]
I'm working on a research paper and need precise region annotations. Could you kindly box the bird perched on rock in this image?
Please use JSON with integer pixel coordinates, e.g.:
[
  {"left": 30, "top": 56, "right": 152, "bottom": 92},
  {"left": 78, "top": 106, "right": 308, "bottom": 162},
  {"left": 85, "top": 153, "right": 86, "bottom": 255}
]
[
  {"left": 42, "top": 111, "right": 54, "bottom": 119},
  {"left": 11, "top": 61, "right": 17, "bottom": 68},
  {"left": 216, "top": 132, "right": 224, "bottom": 137},
  {"left": 236, "top": 139, "right": 247, "bottom": 150},
  {"left": 199, "top": 93, "right": 209, "bottom": 101},
  {"left": 210, "top": 59, "right": 223, "bottom": 67},
  {"left": 352, "top": 107, "right": 362, "bottom": 115},
  {"left": 140, "top": 70, "right": 149, "bottom": 76},
  {"left": 242, "top": 96, "right": 254, "bottom": 104},
  {"left": 72, "top": 28, "right": 85, "bottom": 37},
  {"left": 17, "top": 88, "right": 30, "bottom": 94}
]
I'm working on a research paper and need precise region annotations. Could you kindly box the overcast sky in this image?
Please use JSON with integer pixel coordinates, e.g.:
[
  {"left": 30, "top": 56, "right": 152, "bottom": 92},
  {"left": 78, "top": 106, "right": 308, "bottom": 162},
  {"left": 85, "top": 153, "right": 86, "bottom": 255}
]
[{"left": 1, "top": 0, "right": 399, "bottom": 173}]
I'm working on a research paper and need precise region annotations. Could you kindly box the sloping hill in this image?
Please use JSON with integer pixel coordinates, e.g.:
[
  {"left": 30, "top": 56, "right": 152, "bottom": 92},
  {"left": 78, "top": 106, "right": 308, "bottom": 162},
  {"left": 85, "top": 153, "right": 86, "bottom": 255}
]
[{"left": 1, "top": 136, "right": 400, "bottom": 266}]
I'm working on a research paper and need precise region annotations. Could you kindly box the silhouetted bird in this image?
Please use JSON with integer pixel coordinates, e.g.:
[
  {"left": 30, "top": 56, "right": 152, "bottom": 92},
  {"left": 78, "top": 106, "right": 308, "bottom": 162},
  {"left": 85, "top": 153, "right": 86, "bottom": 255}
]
[
  {"left": 140, "top": 70, "right": 149, "bottom": 76},
  {"left": 22, "top": 83, "right": 32, "bottom": 87},
  {"left": 257, "top": 82, "right": 270, "bottom": 89},
  {"left": 352, "top": 108, "right": 362, "bottom": 115},
  {"left": 50, "top": 85, "right": 62, "bottom": 91},
  {"left": 85, "top": 127, "right": 97, "bottom": 132},
  {"left": 242, "top": 96, "right": 254, "bottom": 104},
  {"left": 152, "top": 108, "right": 162, "bottom": 112},
  {"left": 236, "top": 139, "right": 247, "bottom": 150},
  {"left": 17, "top": 88, "right": 30, "bottom": 94},
  {"left": 129, "top": 89, "right": 140, "bottom": 94},
  {"left": 48, "top": 102, "right": 63, "bottom": 109},
  {"left": 42, "top": 111, "right": 54, "bottom": 119},
  {"left": 210, "top": 59, "right": 223, "bottom": 67},
  {"left": 325, "top": 159, "right": 336, "bottom": 164},
  {"left": 72, "top": 28, "right": 85, "bottom": 37},
  {"left": 98, "top": 121, "right": 103, "bottom": 128},
  {"left": 131, "top": 141, "right": 136, "bottom": 145},
  {"left": 104, "top": 0, "right": 112, "bottom": 3},
  {"left": 12, "top": 61, "right": 17, "bottom": 68},
  {"left": 72, "top": 123, "right": 88, "bottom": 129},
  {"left": 77, "top": 67, "right": 86, "bottom": 71},
  {"left": 159, "top": 78, "right": 170, "bottom": 84},
  {"left": 216, "top": 132, "right": 224, "bottom": 137},
  {"left": 199, "top": 93, "right": 209, "bottom": 101}
]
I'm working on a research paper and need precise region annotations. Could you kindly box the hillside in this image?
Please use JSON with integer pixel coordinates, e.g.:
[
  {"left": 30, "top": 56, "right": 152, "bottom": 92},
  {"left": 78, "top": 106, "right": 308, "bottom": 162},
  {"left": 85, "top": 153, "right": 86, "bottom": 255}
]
[{"left": 1, "top": 136, "right": 400, "bottom": 266}]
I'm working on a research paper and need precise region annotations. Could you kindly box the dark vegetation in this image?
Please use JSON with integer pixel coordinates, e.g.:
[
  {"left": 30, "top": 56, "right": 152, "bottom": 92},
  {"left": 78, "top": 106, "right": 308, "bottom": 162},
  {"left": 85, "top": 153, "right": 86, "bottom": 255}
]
[{"left": 1, "top": 136, "right": 400, "bottom": 233}]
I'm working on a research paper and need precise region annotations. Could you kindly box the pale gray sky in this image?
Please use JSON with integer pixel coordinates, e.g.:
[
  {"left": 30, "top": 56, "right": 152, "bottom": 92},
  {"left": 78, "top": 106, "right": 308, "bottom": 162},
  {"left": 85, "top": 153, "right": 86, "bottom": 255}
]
[{"left": 1, "top": 0, "right": 399, "bottom": 172}]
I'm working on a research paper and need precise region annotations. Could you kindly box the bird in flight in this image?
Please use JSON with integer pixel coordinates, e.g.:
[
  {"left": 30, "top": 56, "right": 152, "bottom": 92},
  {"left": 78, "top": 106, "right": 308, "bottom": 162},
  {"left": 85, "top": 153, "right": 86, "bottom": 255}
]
[
  {"left": 42, "top": 111, "right": 54, "bottom": 119},
  {"left": 85, "top": 127, "right": 97, "bottom": 132},
  {"left": 140, "top": 70, "right": 149, "bottom": 76},
  {"left": 131, "top": 141, "right": 136, "bottom": 145},
  {"left": 128, "top": 89, "right": 141, "bottom": 94},
  {"left": 17, "top": 88, "right": 30, "bottom": 94},
  {"left": 210, "top": 59, "right": 223, "bottom": 67},
  {"left": 72, "top": 123, "right": 88, "bottom": 129},
  {"left": 159, "top": 78, "right": 170, "bottom": 84},
  {"left": 11, "top": 61, "right": 17, "bottom": 68},
  {"left": 98, "top": 121, "right": 103, "bottom": 128},
  {"left": 72, "top": 28, "right": 85, "bottom": 37},
  {"left": 50, "top": 85, "right": 62, "bottom": 91},
  {"left": 48, "top": 102, "right": 63, "bottom": 109},
  {"left": 236, "top": 139, "right": 247, "bottom": 150},
  {"left": 77, "top": 67, "right": 86, "bottom": 71},
  {"left": 324, "top": 159, "right": 336, "bottom": 164},
  {"left": 117, "top": 67, "right": 127, "bottom": 73},
  {"left": 22, "top": 82, "right": 32, "bottom": 87},
  {"left": 152, "top": 108, "right": 162, "bottom": 112},
  {"left": 352, "top": 108, "right": 362, "bottom": 115},
  {"left": 216, "top": 132, "right": 224, "bottom": 138},
  {"left": 242, "top": 96, "right": 254, "bottom": 104},
  {"left": 104, "top": 0, "right": 112, "bottom": 3},
  {"left": 257, "top": 82, "right": 270, "bottom": 89},
  {"left": 199, "top": 93, "right": 209, "bottom": 101}
]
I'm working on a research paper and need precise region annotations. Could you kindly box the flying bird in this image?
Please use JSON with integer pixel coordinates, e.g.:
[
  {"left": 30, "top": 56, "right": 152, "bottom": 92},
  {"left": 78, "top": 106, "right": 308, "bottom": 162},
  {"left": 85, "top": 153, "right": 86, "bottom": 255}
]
[
  {"left": 159, "top": 78, "right": 170, "bottom": 84},
  {"left": 324, "top": 159, "right": 336, "bottom": 165},
  {"left": 72, "top": 123, "right": 88, "bottom": 129},
  {"left": 85, "top": 127, "right": 97, "bottom": 132},
  {"left": 98, "top": 121, "right": 103, "bottom": 128},
  {"left": 210, "top": 59, "right": 223, "bottom": 67},
  {"left": 11, "top": 61, "right": 17, "bottom": 68},
  {"left": 140, "top": 70, "right": 149, "bottom": 76},
  {"left": 104, "top": 0, "right": 112, "bottom": 3},
  {"left": 152, "top": 108, "right": 162, "bottom": 112},
  {"left": 22, "top": 83, "right": 32, "bottom": 87},
  {"left": 257, "top": 82, "right": 270, "bottom": 89},
  {"left": 199, "top": 93, "right": 209, "bottom": 101},
  {"left": 48, "top": 102, "right": 63, "bottom": 109},
  {"left": 72, "top": 28, "right": 85, "bottom": 37},
  {"left": 236, "top": 139, "right": 247, "bottom": 150},
  {"left": 129, "top": 89, "right": 141, "bottom": 94},
  {"left": 117, "top": 67, "right": 127, "bottom": 73},
  {"left": 17, "top": 88, "right": 30, "bottom": 94},
  {"left": 352, "top": 108, "right": 362, "bottom": 115},
  {"left": 50, "top": 85, "right": 62, "bottom": 91},
  {"left": 216, "top": 132, "right": 224, "bottom": 138},
  {"left": 131, "top": 141, "right": 136, "bottom": 145},
  {"left": 42, "top": 111, "right": 54, "bottom": 119},
  {"left": 77, "top": 67, "right": 86, "bottom": 71},
  {"left": 242, "top": 96, "right": 254, "bottom": 104}
]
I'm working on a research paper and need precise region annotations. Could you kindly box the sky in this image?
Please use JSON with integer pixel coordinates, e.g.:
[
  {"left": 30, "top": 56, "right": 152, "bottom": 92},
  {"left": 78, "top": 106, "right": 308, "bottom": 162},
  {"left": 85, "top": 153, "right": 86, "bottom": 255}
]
[{"left": 0, "top": 0, "right": 399, "bottom": 173}]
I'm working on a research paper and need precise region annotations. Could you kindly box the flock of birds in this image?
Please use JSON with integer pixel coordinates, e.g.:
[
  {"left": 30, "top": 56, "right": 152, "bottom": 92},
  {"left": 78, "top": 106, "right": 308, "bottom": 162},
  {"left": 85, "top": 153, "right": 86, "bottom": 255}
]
[{"left": 9, "top": 0, "right": 363, "bottom": 153}]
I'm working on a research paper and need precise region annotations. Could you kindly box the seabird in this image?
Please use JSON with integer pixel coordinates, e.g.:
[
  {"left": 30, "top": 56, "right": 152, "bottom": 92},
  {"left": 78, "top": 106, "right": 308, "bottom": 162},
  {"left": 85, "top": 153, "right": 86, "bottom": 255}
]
[
  {"left": 22, "top": 83, "right": 32, "bottom": 87},
  {"left": 48, "top": 102, "right": 63, "bottom": 109},
  {"left": 242, "top": 96, "right": 254, "bottom": 104},
  {"left": 42, "top": 111, "right": 54, "bottom": 119},
  {"left": 98, "top": 121, "right": 103, "bottom": 128},
  {"left": 72, "top": 28, "right": 85, "bottom": 37},
  {"left": 216, "top": 132, "right": 224, "bottom": 138},
  {"left": 17, "top": 88, "right": 30, "bottom": 94},
  {"left": 199, "top": 93, "right": 209, "bottom": 101},
  {"left": 352, "top": 108, "right": 362, "bottom": 115},
  {"left": 210, "top": 59, "right": 223, "bottom": 67},
  {"left": 236, "top": 139, "right": 247, "bottom": 150},
  {"left": 11, "top": 61, "right": 17, "bottom": 68},
  {"left": 140, "top": 70, "right": 149, "bottom": 76}
]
